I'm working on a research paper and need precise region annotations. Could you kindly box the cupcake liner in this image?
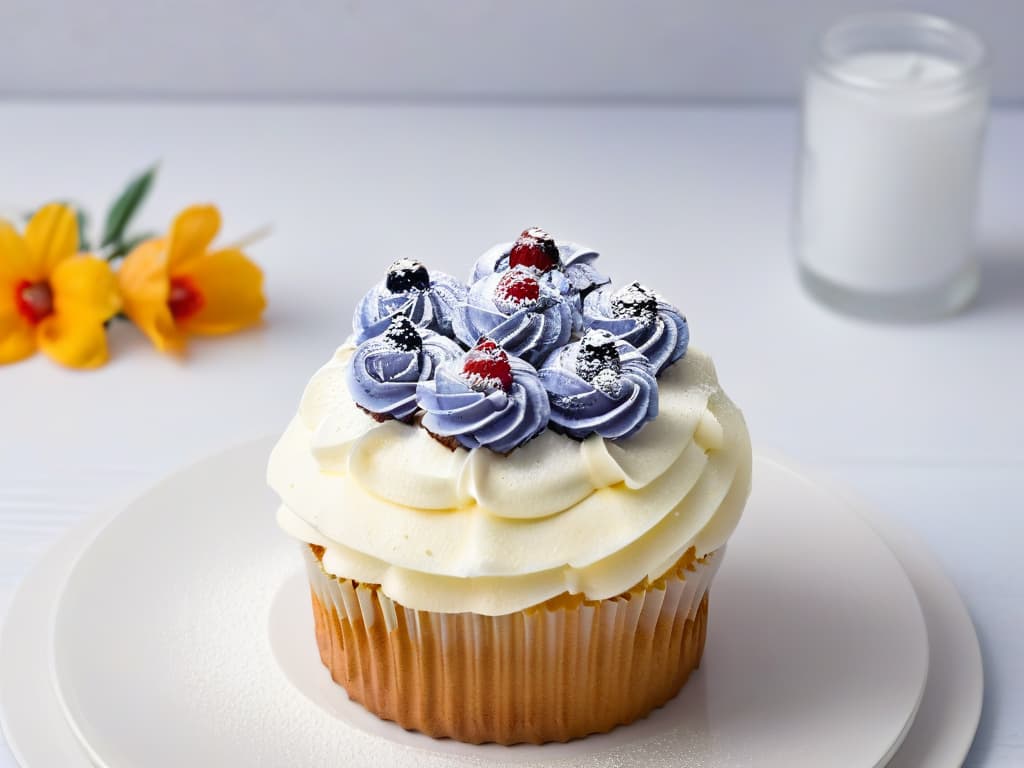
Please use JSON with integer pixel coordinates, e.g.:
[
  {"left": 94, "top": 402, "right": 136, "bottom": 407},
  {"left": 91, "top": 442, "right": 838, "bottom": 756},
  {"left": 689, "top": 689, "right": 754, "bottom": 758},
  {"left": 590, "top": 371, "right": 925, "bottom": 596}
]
[{"left": 303, "top": 544, "right": 723, "bottom": 745}]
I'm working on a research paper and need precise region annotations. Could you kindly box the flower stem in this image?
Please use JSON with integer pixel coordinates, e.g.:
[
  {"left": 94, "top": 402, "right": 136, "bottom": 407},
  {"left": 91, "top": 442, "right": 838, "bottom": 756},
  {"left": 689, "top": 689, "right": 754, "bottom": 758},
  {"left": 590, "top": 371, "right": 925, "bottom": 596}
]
[{"left": 223, "top": 223, "right": 273, "bottom": 251}]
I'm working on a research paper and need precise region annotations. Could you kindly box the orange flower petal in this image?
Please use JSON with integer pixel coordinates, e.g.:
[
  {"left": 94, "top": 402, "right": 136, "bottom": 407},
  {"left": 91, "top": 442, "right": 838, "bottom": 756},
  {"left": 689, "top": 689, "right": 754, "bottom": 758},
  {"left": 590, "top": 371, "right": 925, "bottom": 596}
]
[
  {"left": 176, "top": 248, "right": 266, "bottom": 335},
  {"left": 36, "top": 313, "right": 109, "bottom": 369},
  {"left": 168, "top": 205, "right": 221, "bottom": 271},
  {"left": 0, "top": 220, "right": 42, "bottom": 283},
  {"left": 0, "top": 311, "right": 37, "bottom": 364},
  {"left": 117, "top": 238, "right": 186, "bottom": 353},
  {"left": 50, "top": 256, "right": 122, "bottom": 322},
  {"left": 25, "top": 203, "right": 79, "bottom": 276}
]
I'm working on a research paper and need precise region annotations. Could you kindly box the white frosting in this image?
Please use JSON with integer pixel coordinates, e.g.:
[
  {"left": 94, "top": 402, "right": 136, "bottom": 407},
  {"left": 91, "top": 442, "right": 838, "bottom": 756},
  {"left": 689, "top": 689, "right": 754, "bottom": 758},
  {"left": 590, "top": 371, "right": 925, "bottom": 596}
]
[{"left": 268, "top": 343, "right": 751, "bottom": 615}]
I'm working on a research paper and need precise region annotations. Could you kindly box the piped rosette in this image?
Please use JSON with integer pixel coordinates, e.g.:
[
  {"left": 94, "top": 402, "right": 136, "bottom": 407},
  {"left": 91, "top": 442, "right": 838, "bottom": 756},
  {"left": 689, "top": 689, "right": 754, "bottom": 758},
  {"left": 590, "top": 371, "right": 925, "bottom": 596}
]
[
  {"left": 415, "top": 338, "right": 550, "bottom": 454},
  {"left": 353, "top": 258, "right": 466, "bottom": 343},
  {"left": 452, "top": 267, "right": 573, "bottom": 365},
  {"left": 583, "top": 281, "right": 689, "bottom": 374},
  {"left": 345, "top": 315, "right": 463, "bottom": 421},
  {"left": 471, "top": 227, "right": 610, "bottom": 299},
  {"left": 539, "top": 329, "right": 658, "bottom": 440}
]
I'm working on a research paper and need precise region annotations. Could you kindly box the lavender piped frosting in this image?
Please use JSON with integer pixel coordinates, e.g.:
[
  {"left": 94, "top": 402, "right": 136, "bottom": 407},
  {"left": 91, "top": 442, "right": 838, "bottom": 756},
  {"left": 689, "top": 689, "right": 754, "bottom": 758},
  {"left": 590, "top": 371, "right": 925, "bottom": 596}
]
[
  {"left": 539, "top": 329, "right": 658, "bottom": 440},
  {"left": 452, "top": 268, "right": 573, "bottom": 364},
  {"left": 416, "top": 347, "right": 550, "bottom": 454},
  {"left": 342, "top": 231, "right": 687, "bottom": 451},
  {"left": 353, "top": 258, "right": 466, "bottom": 343},
  {"left": 471, "top": 241, "right": 609, "bottom": 296},
  {"left": 346, "top": 316, "right": 464, "bottom": 421},
  {"left": 582, "top": 282, "right": 689, "bottom": 374}
]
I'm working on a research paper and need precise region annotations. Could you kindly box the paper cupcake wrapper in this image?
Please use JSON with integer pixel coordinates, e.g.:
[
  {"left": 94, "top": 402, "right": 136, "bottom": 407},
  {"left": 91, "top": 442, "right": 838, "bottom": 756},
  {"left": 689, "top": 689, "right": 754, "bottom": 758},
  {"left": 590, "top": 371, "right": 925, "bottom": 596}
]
[{"left": 303, "top": 545, "right": 723, "bottom": 745}]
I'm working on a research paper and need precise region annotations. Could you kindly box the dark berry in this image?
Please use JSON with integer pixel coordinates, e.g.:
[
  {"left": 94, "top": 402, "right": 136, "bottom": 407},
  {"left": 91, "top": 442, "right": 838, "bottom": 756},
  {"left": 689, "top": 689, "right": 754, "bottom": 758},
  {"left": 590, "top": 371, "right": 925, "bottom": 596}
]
[
  {"left": 493, "top": 269, "right": 541, "bottom": 313},
  {"left": 461, "top": 337, "right": 513, "bottom": 392},
  {"left": 508, "top": 227, "right": 560, "bottom": 273},
  {"left": 383, "top": 314, "right": 422, "bottom": 352},
  {"left": 611, "top": 281, "right": 659, "bottom": 322},
  {"left": 385, "top": 258, "right": 430, "bottom": 293},
  {"left": 576, "top": 328, "right": 621, "bottom": 382}
]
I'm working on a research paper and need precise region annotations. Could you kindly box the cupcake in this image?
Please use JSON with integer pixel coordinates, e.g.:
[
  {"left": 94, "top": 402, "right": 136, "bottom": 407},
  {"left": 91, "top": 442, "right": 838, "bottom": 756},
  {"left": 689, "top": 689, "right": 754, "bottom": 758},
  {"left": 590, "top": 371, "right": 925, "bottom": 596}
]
[{"left": 268, "top": 229, "right": 751, "bottom": 745}]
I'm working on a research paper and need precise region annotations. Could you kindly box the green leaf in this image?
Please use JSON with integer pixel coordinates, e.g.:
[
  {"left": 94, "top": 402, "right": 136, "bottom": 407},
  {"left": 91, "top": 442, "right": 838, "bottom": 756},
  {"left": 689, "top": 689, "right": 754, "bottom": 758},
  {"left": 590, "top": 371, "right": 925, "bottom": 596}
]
[
  {"left": 106, "top": 230, "right": 157, "bottom": 262},
  {"left": 76, "top": 208, "right": 91, "bottom": 252},
  {"left": 101, "top": 165, "right": 158, "bottom": 248}
]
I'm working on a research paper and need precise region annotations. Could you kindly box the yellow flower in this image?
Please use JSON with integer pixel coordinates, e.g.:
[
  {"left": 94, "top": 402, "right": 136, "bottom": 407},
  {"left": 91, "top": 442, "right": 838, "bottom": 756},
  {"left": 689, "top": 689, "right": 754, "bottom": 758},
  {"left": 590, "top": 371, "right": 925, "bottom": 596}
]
[
  {"left": 118, "top": 205, "right": 266, "bottom": 353},
  {"left": 0, "top": 203, "right": 121, "bottom": 369}
]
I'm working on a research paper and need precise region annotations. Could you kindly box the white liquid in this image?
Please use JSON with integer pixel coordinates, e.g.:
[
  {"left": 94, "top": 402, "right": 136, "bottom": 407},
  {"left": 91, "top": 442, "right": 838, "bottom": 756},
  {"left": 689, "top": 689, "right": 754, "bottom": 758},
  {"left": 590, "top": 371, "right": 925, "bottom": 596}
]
[{"left": 798, "top": 51, "right": 988, "bottom": 294}]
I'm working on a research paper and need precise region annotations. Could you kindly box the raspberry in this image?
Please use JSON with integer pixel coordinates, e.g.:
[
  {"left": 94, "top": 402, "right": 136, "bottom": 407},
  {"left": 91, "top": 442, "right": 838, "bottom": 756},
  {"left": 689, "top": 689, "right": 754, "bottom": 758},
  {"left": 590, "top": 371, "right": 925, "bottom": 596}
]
[
  {"left": 493, "top": 269, "right": 541, "bottom": 313},
  {"left": 385, "top": 258, "right": 430, "bottom": 293},
  {"left": 508, "top": 227, "right": 560, "bottom": 273},
  {"left": 461, "top": 337, "right": 513, "bottom": 392}
]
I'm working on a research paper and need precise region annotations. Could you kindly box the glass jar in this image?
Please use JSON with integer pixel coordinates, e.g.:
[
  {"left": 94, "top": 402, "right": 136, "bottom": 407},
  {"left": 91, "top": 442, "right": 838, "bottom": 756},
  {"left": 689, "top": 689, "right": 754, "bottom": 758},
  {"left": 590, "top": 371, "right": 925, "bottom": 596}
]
[{"left": 795, "top": 12, "right": 990, "bottom": 321}]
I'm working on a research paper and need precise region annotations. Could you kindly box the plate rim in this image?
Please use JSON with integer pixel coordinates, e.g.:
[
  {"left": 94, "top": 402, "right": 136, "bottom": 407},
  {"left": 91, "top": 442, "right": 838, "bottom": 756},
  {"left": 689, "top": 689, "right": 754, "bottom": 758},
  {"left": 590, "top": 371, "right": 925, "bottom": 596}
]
[{"left": 758, "top": 453, "right": 983, "bottom": 767}]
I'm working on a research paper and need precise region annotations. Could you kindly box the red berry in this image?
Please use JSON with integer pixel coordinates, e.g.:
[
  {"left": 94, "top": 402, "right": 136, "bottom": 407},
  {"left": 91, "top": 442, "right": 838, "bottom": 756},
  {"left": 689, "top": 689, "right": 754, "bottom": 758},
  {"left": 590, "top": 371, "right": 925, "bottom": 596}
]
[
  {"left": 461, "top": 338, "right": 513, "bottom": 392},
  {"left": 494, "top": 269, "right": 540, "bottom": 310},
  {"left": 508, "top": 227, "right": 560, "bottom": 272}
]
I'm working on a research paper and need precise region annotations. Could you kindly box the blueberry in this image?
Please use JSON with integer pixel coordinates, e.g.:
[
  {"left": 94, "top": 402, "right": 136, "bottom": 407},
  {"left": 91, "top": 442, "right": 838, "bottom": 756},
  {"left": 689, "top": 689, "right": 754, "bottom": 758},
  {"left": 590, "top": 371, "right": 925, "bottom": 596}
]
[
  {"left": 576, "top": 329, "right": 621, "bottom": 382},
  {"left": 611, "top": 281, "right": 658, "bottom": 322},
  {"left": 383, "top": 314, "right": 422, "bottom": 352},
  {"left": 386, "top": 258, "right": 430, "bottom": 293}
]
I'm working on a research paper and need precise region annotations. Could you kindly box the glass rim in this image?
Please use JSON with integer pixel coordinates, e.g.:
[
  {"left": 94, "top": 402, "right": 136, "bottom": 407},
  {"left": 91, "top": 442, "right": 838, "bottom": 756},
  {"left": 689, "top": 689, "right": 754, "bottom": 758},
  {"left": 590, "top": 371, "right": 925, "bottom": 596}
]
[{"left": 816, "top": 11, "right": 989, "bottom": 94}]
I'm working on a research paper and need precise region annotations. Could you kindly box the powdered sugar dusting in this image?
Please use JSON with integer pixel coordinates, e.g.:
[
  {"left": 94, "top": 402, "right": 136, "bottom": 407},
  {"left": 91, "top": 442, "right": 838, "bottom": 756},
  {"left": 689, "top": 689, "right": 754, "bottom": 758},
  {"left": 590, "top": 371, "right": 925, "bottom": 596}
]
[
  {"left": 611, "top": 281, "right": 659, "bottom": 325},
  {"left": 575, "top": 329, "right": 622, "bottom": 383},
  {"left": 492, "top": 269, "right": 542, "bottom": 314},
  {"left": 591, "top": 368, "right": 623, "bottom": 398},
  {"left": 382, "top": 314, "right": 423, "bottom": 352}
]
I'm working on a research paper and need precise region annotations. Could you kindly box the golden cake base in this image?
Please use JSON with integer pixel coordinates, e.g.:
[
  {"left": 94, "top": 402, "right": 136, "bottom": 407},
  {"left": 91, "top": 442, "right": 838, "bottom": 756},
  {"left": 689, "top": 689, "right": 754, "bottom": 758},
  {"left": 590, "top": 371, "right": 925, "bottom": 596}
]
[{"left": 304, "top": 546, "right": 716, "bottom": 745}]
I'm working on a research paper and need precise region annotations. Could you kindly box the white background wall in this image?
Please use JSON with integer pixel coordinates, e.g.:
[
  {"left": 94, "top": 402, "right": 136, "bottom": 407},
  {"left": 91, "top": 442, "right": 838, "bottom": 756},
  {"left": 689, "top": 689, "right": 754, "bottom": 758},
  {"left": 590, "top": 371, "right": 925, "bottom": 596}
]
[{"left": 0, "top": 0, "right": 1020, "bottom": 103}]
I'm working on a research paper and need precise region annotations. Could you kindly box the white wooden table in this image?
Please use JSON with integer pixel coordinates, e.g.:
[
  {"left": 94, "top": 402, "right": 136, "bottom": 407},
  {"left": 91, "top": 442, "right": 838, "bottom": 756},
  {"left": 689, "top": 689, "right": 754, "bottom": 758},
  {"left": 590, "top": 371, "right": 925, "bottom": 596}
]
[{"left": 1, "top": 101, "right": 1021, "bottom": 767}]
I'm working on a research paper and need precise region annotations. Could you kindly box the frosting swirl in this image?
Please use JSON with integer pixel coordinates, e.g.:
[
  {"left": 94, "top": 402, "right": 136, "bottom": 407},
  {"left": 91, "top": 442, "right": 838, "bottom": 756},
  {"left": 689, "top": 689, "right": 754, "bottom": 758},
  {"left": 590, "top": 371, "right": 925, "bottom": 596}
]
[
  {"left": 471, "top": 240, "right": 609, "bottom": 297},
  {"left": 583, "top": 282, "right": 689, "bottom": 374},
  {"left": 416, "top": 341, "right": 550, "bottom": 454},
  {"left": 269, "top": 230, "right": 750, "bottom": 617},
  {"left": 452, "top": 268, "right": 573, "bottom": 364},
  {"left": 268, "top": 343, "right": 751, "bottom": 615},
  {"left": 353, "top": 258, "right": 466, "bottom": 343},
  {"left": 345, "top": 316, "right": 464, "bottom": 421},
  {"left": 539, "top": 329, "right": 658, "bottom": 440}
]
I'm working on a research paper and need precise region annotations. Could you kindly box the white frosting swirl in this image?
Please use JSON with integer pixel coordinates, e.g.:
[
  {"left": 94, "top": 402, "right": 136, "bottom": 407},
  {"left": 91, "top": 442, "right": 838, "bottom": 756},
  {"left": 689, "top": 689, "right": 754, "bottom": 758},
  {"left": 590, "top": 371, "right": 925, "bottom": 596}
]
[{"left": 268, "top": 343, "right": 751, "bottom": 615}]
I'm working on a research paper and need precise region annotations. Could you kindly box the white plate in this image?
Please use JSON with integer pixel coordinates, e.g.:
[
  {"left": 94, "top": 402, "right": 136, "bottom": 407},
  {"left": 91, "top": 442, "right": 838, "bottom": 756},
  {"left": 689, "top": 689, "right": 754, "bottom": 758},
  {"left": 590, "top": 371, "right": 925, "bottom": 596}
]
[
  {"left": 0, "top": 440, "right": 980, "bottom": 766},
  {"left": 50, "top": 441, "right": 927, "bottom": 768}
]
